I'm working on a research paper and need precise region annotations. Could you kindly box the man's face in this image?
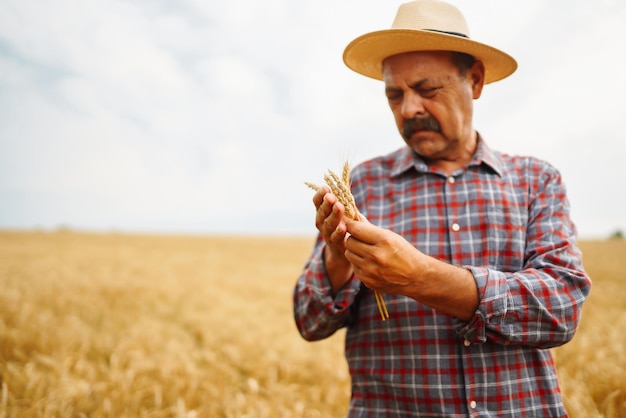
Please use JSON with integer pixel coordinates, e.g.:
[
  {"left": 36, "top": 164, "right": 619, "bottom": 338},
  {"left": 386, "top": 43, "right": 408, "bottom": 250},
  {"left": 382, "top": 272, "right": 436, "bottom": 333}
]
[{"left": 382, "top": 51, "right": 484, "bottom": 163}]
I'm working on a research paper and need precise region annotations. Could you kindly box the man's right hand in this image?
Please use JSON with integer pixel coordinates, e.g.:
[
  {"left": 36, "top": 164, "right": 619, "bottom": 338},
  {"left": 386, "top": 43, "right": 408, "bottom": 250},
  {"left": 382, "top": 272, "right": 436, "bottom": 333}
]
[{"left": 312, "top": 187, "right": 354, "bottom": 294}]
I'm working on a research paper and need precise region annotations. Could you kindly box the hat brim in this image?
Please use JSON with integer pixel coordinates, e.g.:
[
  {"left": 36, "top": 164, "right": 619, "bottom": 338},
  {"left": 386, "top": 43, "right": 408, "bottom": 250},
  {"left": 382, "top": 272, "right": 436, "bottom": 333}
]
[{"left": 343, "top": 29, "right": 517, "bottom": 84}]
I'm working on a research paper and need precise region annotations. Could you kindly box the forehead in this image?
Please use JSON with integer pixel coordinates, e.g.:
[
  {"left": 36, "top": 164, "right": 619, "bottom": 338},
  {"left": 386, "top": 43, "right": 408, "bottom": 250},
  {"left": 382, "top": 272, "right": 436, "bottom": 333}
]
[{"left": 382, "top": 51, "right": 456, "bottom": 83}]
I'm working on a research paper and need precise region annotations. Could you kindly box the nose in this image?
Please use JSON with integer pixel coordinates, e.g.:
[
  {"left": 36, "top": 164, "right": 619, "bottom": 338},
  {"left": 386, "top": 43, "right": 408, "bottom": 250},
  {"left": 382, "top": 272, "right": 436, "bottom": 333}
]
[{"left": 400, "top": 91, "right": 426, "bottom": 119}]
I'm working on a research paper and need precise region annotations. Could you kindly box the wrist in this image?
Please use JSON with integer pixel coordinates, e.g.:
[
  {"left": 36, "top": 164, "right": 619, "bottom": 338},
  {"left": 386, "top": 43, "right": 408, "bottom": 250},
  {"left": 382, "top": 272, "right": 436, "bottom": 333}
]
[{"left": 323, "top": 245, "right": 353, "bottom": 295}]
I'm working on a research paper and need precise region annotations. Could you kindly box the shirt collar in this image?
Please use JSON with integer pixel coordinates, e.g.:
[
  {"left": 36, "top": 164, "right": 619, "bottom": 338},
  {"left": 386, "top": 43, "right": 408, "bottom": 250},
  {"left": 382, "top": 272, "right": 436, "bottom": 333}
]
[
  {"left": 390, "top": 132, "right": 504, "bottom": 177},
  {"left": 471, "top": 134, "right": 504, "bottom": 176}
]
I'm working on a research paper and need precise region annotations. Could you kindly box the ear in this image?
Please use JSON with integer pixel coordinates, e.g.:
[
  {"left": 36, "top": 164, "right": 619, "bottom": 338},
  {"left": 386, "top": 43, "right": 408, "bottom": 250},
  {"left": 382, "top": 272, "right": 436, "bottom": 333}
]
[{"left": 469, "top": 60, "right": 486, "bottom": 99}]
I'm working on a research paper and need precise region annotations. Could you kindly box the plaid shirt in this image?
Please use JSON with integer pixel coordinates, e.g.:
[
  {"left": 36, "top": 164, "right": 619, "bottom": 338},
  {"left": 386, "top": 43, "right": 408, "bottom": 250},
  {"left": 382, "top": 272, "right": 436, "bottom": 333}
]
[{"left": 294, "top": 137, "right": 591, "bottom": 417}]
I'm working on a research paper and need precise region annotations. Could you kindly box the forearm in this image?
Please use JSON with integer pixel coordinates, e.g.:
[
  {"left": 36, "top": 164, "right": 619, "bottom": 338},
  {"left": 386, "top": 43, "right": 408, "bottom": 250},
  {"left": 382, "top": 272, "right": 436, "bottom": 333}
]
[
  {"left": 293, "top": 243, "right": 359, "bottom": 341},
  {"left": 403, "top": 257, "right": 479, "bottom": 321}
]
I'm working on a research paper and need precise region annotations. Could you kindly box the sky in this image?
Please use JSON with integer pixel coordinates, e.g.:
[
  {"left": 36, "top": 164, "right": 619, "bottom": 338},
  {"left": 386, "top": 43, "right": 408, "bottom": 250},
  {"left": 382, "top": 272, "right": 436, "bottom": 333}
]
[{"left": 0, "top": 0, "right": 624, "bottom": 238}]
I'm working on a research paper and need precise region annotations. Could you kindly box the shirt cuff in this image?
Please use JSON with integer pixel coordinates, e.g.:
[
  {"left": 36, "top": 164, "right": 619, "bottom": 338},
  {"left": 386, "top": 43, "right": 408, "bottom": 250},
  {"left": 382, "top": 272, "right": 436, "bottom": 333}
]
[
  {"left": 456, "top": 266, "right": 508, "bottom": 344},
  {"left": 309, "top": 244, "right": 361, "bottom": 316}
]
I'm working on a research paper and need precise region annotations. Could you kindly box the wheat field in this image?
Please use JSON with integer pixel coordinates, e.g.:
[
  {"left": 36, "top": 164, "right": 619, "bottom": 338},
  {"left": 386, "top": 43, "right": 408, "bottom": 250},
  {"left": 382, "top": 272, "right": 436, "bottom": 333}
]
[{"left": 0, "top": 231, "right": 624, "bottom": 417}]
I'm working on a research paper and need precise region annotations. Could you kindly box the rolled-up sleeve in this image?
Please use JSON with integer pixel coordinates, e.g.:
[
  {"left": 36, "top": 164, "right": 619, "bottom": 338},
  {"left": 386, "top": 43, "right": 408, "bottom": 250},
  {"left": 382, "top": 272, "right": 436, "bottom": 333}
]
[
  {"left": 293, "top": 238, "right": 361, "bottom": 341},
  {"left": 457, "top": 164, "right": 591, "bottom": 348}
]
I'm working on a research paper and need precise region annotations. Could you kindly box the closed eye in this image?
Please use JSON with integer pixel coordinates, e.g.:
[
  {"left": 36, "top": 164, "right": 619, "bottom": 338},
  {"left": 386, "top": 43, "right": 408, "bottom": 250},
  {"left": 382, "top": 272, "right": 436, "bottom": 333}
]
[
  {"left": 415, "top": 86, "right": 440, "bottom": 98},
  {"left": 385, "top": 88, "right": 403, "bottom": 103}
]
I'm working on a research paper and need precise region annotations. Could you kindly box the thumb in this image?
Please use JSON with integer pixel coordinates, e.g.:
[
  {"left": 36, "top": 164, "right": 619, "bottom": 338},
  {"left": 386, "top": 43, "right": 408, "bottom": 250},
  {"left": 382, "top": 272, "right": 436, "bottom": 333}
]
[
  {"left": 345, "top": 211, "right": 379, "bottom": 245},
  {"left": 344, "top": 211, "right": 370, "bottom": 232}
]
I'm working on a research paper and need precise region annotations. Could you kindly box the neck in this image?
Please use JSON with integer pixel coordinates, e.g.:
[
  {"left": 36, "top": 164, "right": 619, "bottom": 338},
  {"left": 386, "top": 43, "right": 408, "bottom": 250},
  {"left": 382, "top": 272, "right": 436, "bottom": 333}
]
[{"left": 424, "top": 131, "right": 478, "bottom": 175}]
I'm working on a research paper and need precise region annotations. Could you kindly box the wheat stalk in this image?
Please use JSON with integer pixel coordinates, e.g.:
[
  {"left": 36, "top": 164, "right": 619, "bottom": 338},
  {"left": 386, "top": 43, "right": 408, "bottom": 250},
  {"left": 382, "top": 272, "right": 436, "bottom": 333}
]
[{"left": 305, "top": 161, "right": 389, "bottom": 321}]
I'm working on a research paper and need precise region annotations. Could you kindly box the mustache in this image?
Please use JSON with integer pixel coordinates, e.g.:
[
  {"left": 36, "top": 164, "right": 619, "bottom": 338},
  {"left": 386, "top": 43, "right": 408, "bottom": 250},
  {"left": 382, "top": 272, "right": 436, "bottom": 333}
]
[{"left": 402, "top": 117, "right": 441, "bottom": 139}]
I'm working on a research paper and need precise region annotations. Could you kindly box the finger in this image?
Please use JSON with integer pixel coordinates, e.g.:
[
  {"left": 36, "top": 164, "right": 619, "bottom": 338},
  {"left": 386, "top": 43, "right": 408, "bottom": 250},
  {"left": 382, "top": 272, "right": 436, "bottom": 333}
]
[
  {"left": 328, "top": 220, "right": 348, "bottom": 246},
  {"left": 312, "top": 185, "right": 331, "bottom": 209},
  {"left": 345, "top": 246, "right": 371, "bottom": 284},
  {"left": 344, "top": 233, "right": 367, "bottom": 263},
  {"left": 316, "top": 194, "right": 348, "bottom": 243},
  {"left": 323, "top": 198, "right": 346, "bottom": 235},
  {"left": 314, "top": 191, "right": 336, "bottom": 231},
  {"left": 345, "top": 216, "right": 381, "bottom": 245}
]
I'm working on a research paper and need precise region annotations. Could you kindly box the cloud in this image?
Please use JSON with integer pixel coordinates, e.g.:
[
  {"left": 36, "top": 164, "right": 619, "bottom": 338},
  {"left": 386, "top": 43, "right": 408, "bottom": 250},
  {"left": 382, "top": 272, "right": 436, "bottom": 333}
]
[{"left": 0, "top": 0, "right": 624, "bottom": 237}]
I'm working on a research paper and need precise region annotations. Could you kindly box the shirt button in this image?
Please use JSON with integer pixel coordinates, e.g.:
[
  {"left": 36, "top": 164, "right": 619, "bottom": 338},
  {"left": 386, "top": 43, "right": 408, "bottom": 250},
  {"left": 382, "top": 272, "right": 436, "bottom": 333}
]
[
  {"left": 470, "top": 400, "right": 477, "bottom": 409},
  {"left": 448, "top": 176, "right": 455, "bottom": 184},
  {"left": 451, "top": 223, "right": 460, "bottom": 232},
  {"left": 464, "top": 339, "right": 471, "bottom": 347}
]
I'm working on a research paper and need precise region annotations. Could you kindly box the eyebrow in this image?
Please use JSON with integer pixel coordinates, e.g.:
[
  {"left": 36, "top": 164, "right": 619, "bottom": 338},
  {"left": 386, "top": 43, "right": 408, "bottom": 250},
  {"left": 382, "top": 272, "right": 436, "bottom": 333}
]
[
  {"left": 410, "top": 78, "right": 438, "bottom": 90},
  {"left": 385, "top": 78, "right": 433, "bottom": 95}
]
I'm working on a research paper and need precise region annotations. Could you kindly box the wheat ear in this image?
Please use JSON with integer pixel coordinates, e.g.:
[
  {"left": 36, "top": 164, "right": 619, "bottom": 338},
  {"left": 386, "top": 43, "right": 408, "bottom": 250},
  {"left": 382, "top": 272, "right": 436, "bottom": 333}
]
[{"left": 305, "top": 161, "right": 389, "bottom": 320}]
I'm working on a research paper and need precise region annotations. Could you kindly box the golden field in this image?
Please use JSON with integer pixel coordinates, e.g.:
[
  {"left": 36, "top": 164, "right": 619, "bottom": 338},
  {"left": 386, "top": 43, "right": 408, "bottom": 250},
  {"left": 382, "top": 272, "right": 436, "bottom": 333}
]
[{"left": 0, "top": 231, "right": 624, "bottom": 417}]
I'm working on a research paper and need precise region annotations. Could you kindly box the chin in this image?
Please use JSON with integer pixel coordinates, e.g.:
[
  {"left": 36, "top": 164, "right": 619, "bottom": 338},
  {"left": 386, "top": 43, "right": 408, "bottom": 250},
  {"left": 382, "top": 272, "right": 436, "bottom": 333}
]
[{"left": 407, "top": 137, "right": 445, "bottom": 157}]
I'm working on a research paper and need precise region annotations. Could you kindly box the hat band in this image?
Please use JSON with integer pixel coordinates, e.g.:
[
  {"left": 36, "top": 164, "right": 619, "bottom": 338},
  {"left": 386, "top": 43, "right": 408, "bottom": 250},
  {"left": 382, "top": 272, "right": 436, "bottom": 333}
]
[{"left": 424, "top": 29, "right": 469, "bottom": 38}]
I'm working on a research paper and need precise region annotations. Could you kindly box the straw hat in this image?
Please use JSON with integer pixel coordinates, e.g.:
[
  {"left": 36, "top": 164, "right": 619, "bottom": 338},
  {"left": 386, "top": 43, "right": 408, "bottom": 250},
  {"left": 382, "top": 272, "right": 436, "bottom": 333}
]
[{"left": 343, "top": 0, "right": 517, "bottom": 84}]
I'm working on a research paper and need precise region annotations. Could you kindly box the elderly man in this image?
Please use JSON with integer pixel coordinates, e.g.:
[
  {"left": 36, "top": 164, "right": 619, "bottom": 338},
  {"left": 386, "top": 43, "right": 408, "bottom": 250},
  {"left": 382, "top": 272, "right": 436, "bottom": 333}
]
[{"left": 293, "top": 0, "right": 591, "bottom": 416}]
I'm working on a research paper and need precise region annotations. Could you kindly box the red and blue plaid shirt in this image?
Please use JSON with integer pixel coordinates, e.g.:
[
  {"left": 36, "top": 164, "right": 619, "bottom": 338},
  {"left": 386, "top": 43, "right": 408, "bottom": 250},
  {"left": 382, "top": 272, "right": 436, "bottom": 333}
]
[{"left": 294, "top": 136, "right": 591, "bottom": 417}]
